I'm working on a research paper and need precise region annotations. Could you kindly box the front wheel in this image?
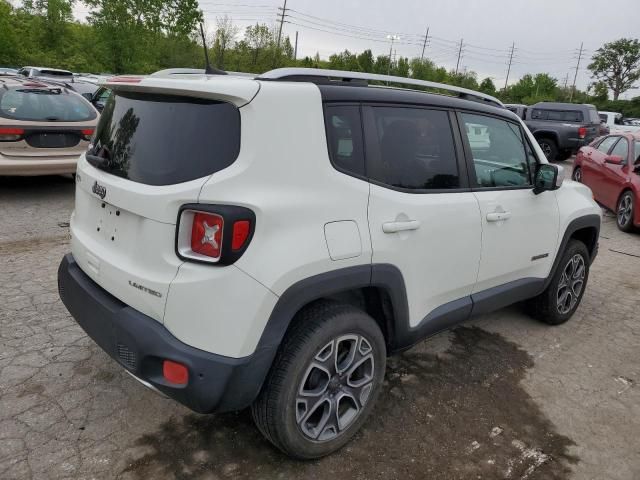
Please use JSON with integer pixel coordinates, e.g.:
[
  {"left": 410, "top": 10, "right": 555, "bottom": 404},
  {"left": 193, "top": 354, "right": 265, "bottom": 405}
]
[
  {"left": 571, "top": 166, "right": 582, "bottom": 182},
  {"left": 525, "top": 240, "right": 590, "bottom": 325},
  {"left": 617, "top": 191, "right": 636, "bottom": 232},
  {"left": 537, "top": 138, "right": 558, "bottom": 161},
  {"left": 252, "top": 301, "right": 386, "bottom": 459}
]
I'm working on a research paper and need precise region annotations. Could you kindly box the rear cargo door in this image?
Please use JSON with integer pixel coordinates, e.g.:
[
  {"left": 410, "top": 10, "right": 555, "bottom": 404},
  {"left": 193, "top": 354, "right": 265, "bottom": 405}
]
[{"left": 70, "top": 83, "right": 253, "bottom": 323}]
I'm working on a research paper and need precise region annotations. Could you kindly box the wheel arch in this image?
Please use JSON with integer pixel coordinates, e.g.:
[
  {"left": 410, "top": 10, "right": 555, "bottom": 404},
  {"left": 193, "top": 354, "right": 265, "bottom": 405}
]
[
  {"left": 533, "top": 130, "right": 560, "bottom": 144},
  {"left": 236, "top": 264, "right": 409, "bottom": 408}
]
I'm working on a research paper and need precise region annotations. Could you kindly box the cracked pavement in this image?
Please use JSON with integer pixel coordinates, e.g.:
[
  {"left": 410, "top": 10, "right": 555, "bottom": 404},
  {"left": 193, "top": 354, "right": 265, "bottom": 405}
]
[{"left": 1, "top": 168, "right": 639, "bottom": 479}]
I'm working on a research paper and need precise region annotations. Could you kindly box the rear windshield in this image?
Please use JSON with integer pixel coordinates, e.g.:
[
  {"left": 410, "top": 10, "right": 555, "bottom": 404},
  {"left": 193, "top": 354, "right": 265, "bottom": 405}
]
[
  {"left": 0, "top": 88, "right": 96, "bottom": 122},
  {"left": 531, "top": 109, "right": 583, "bottom": 122},
  {"left": 87, "top": 92, "right": 240, "bottom": 186}
]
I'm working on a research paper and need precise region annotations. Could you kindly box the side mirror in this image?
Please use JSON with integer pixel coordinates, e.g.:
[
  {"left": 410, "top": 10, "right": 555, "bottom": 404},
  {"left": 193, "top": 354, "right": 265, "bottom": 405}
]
[
  {"left": 92, "top": 100, "right": 105, "bottom": 112},
  {"left": 533, "top": 163, "right": 563, "bottom": 195},
  {"left": 604, "top": 155, "right": 623, "bottom": 165}
]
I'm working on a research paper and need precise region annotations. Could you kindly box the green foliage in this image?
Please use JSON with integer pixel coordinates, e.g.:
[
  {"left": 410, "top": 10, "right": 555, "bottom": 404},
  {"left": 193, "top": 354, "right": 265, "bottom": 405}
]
[
  {"left": 1, "top": 3, "right": 639, "bottom": 116},
  {"left": 588, "top": 38, "right": 640, "bottom": 100}
]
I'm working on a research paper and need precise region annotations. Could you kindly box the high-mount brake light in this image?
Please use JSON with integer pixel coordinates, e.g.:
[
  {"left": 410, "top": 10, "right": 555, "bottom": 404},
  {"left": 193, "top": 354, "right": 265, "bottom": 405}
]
[
  {"left": 0, "top": 127, "right": 25, "bottom": 141},
  {"left": 176, "top": 205, "right": 255, "bottom": 265}
]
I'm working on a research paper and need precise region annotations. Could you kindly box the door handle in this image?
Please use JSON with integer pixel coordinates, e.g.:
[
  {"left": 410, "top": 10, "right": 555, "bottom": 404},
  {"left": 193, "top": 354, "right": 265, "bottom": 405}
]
[
  {"left": 486, "top": 211, "right": 511, "bottom": 222},
  {"left": 382, "top": 220, "right": 421, "bottom": 233}
]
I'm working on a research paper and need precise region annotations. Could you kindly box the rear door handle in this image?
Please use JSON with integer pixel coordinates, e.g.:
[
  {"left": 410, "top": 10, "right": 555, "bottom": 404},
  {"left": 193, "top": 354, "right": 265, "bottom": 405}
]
[
  {"left": 382, "top": 220, "right": 421, "bottom": 233},
  {"left": 486, "top": 211, "right": 511, "bottom": 222}
]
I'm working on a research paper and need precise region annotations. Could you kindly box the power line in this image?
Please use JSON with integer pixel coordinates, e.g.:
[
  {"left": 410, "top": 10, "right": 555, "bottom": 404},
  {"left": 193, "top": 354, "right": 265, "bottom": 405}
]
[
  {"left": 273, "top": 0, "right": 288, "bottom": 67},
  {"left": 454, "top": 38, "right": 464, "bottom": 74},
  {"left": 420, "top": 27, "right": 430, "bottom": 61},
  {"left": 504, "top": 42, "right": 515, "bottom": 91},
  {"left": 569, "top": 41, "right": 584, "bottom": 102}
]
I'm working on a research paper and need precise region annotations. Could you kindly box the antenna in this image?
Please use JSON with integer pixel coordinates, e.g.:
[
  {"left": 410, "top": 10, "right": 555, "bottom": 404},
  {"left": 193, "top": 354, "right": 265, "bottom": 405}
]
[{"left": 199, "top": 22, "right": 227, "bottom": 76}]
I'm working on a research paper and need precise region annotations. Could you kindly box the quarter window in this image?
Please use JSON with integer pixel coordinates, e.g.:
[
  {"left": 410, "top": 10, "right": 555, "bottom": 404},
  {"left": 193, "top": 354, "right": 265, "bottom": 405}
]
[
  {"left": 324, "top": 105, "right": 365, "bottom": 177},
  {"left": 610, "top": 138, "right": 629, "bottom": 163},
  {"left": 461, "top": 113, "right": 532, "bottom": 188},
  {"left": 363, "top": 106, "right": 460, "bottom": 190}
]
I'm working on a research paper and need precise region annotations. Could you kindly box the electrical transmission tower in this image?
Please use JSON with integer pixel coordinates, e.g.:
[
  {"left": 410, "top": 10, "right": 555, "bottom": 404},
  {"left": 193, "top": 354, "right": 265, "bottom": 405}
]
[
  {"left": 569, "top": 42, "right": 584, "bottom": 102},
  {"left": 455, "top": 39, "right": 464, "bottom": 74},
  {"left": 504, "top": 42, "right": 515, "bottom": 92},
  {"left": 274, "top": 0, "right": 289, "bottom": 67},
  {"left": 420, "top": 27, "right": 430, "bottom": 61}
]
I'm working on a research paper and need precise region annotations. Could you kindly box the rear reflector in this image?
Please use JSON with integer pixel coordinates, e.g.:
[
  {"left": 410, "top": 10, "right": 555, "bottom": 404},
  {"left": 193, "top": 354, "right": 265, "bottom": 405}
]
[
  {"left": 0, "top": 127, "right": 25, "bottom": 142},
  {"left": 232, "top": 220, "right": 251, "bottom": 250},
  {"left": 190, "top": 212, "right": 223, "bottom": 259},
  {"left": 163, "top": 360, "right": 189, "bottom": 385}
]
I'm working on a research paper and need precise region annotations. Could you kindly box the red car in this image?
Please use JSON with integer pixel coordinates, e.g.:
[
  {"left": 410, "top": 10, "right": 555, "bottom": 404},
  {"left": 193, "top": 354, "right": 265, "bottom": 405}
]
[{"left": 573, "top": 133, "right": 640, "bottom": 232}]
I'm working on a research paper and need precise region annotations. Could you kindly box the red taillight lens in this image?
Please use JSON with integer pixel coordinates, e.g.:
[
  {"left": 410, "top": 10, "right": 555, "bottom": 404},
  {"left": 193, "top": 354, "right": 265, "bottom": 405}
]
[
  {"left": 232, "top": 220, "right": 251, "bottom": 250},
  {"left": 578, "top": 127, "right": 587, "bottom": 139},
  {"left": 0, "top": 127, "right": 25, "bottom": 142},
  {"left": 162, "top": 360, "right": 189, "bottom": 385},
  {"left": 81, "top": 128, "right": 94, "bottom": 141},
  {"left": 190, "top": 212, "right": 223, "bottom": 259}
]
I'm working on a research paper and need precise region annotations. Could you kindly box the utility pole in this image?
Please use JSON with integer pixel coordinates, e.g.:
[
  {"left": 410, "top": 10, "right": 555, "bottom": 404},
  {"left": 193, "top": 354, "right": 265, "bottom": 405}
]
[
  {"left": 503, "top": 42, "right": 515, "bottom": 92},
  {"left": 420, "top": 27, "right": 430, "bottom": 61},
  {"left": 274, "top": 0, "right": 288, "bottom": 67},
  {"left": 293, "top": 30, "right": 298, "bottom": 60},
  {"left": 386, "top": 34, "right": 400, "bottom": 78},
  {"left": 569, "top": 42, "right": 584, "bottom": 102},
  {"left": 455, "top": 38, "right": 463, "bottom": 75}
]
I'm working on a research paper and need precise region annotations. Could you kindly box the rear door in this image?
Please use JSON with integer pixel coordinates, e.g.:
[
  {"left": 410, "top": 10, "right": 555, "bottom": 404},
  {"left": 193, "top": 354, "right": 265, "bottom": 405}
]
[
  {"left": 364, "top": 105, "right": 481, "bottom": 333},
  {"left": 71, "top": 83, "right": 253, "bottom": 323},
  {"left": 582, "top": 135, "right": 619, "bottom": 201},
  {"left": 458, "top": 112, "right": 559, "bottom": 293}
]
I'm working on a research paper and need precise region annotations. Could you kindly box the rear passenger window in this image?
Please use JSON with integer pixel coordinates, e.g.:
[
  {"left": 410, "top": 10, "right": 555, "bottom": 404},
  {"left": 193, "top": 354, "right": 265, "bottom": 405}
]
[
  {"left": 461, "top": 113, "right": 532, "bottom": 188},
  {"left": 363, "top": 106, "right": 459, "bottom": 190},
  {"left": 324, "top": 105, "right": 365, "bottom": 177}
]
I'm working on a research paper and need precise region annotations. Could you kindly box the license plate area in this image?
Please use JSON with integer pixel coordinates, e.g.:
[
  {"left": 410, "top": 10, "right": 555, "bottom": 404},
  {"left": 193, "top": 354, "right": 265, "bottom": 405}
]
[{"left": 96, "top": 201, "right": 120, "bottom": 243}]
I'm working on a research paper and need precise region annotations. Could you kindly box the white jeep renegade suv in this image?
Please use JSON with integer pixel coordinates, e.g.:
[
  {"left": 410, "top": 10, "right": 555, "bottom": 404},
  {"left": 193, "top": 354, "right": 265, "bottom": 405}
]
[{"left": 58, "top": 68, "right": 601, "bottom": 459}]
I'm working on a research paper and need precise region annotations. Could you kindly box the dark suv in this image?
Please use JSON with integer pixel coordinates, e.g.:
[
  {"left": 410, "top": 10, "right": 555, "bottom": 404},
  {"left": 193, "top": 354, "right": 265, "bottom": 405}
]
[{"left": 524, "top": 102, "right": 601, "bottom": 161}]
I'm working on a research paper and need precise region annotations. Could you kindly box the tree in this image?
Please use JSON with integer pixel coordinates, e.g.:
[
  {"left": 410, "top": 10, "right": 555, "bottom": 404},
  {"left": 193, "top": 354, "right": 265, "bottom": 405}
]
[
  {"left": 245, "top": 23, "right": 272, "bottom": 67},
  {"left": 479, "top": 78, "right": 496, "bottom": 96},
  {"left": 357, "top": 49, "right": 374, "bottom": 73},
  {"left": 212, "top": 16, "right": 238, "bottom": 69},
  {"left": 588, "top": 38, "right": 640, "bottom": 100}
]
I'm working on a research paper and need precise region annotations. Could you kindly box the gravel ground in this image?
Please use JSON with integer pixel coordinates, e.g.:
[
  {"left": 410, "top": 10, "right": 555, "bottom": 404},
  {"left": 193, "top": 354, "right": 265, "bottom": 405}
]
[{"left": 1, "top": 165, "right": 639, "bottom": 480}]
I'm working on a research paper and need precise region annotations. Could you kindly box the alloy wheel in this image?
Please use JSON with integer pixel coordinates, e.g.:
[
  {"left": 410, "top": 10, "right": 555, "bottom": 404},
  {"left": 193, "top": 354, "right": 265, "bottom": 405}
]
[
  {"left": 618, "top": 195, "right": 633, "bottom": 228},
  {"left": 539, "top": 142, "right": 552, "bottom": 158},
  {"left": 557, "top": 254, "right": 586, "bottom": 315},
  {"left": 572, "top": 168, "right": 582, "bottom": 182},
  {"left": 296, "top": 334, "right": 376, "bottom": 442}
]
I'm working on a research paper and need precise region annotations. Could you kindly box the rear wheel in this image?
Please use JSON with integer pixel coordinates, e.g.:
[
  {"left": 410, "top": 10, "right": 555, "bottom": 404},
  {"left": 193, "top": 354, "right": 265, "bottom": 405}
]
[
  {"left": 252, "top": 301, "right": 386, "bottom": 459},
  {"left": 617, "top": 191, "right": 636, "bottom": 232},
  {"left": 571, "top": 166, "right": 582, "bottom": 182},
  {"left": 525, "top": 240, "right": 590, "bottom": 325},
  {"left": 537, "top": 138, "right": 558, "bottom": 161}
]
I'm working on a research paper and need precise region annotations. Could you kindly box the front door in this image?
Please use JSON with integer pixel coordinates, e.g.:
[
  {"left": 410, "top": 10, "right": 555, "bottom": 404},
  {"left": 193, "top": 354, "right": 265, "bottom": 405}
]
[
  {"left": 582, "top": 135, "right": 619, "bottom": 201},
  {"left": 363, "top": 105, "right": 482, "bottom": 331},
  {"left": 600, "top": 136, "right": 631, "bottom": 209},
  {"left": 457, "top": 112, "right": 560, "bottom": 294}
]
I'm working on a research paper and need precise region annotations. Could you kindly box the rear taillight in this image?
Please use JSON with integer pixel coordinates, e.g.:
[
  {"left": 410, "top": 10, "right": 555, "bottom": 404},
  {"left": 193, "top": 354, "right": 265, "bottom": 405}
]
[
  {"left": 578, "top": 127, "right": 587, "bottom": 139},
  {"left": 81, "top": 128, "right": 94, "bottom": 141},
  {"left": 0, "top": 127, "right": 24, "bottom": 142},
  {"left": 176, "top": 205, "right": 255, "bottom": 265}
]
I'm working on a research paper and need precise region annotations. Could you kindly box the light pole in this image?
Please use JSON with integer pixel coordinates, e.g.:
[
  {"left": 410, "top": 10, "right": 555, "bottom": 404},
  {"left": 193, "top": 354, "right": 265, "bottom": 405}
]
[{"left": 386, "top": 34, "right": 400, "bottom": 77}]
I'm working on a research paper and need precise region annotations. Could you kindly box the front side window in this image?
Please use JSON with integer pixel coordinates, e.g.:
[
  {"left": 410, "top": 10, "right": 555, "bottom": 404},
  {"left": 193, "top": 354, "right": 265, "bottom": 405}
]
[
  {"left": 324, "top": 105, "right": 365, "bottom": 177},
  {"left": 597, "top": 136, "right": 619, "bottom": 153},
  {"left": 610, "top": 138, "right": 629, "bottom": 163},
  {"left": 364, "top": 106, "right": 459, "bottom": 190},
  {"left": 461, "top": 113, "right": 532, "bottom": 188}
]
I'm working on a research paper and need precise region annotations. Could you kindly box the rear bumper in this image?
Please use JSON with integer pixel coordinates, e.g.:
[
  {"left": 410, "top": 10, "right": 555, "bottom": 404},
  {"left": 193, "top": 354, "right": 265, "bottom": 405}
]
[
  {"left": 0, "top": 155, "right": 78, "bottom": 175},
  {"left": 57, "top": 254, "right": 268, "bottom": 413}
]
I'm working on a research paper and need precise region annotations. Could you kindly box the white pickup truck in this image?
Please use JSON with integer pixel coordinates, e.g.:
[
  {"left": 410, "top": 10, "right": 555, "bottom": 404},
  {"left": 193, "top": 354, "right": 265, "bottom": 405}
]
[{"left": 599, "top": 111, "right": 640, "bottom": 133}]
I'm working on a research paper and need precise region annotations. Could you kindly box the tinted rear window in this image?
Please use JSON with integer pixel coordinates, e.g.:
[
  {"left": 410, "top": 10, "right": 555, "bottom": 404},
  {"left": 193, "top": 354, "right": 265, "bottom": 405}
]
[
  {"left": 0, "top": 88, "right": 96, "bottom": 122},
  {"left": 87, "top": 92, "right": 240, "bottom": 186},
  {"left": 531, "top": 109, "right": 583, "bottom": 122}
]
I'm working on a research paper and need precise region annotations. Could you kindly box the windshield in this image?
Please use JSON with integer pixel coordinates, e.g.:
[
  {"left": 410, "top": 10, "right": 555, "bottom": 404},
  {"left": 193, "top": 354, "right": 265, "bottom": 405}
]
[
  {"left": 87, "top": 91, "right": 241, "bottom": 186},
  {"left": 0, "top": 88, "right": 96, "bottom": 122}
]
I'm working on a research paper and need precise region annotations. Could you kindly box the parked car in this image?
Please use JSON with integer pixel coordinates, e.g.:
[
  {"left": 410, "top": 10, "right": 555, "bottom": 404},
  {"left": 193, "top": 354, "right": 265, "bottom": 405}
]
[
  {"left": 504, "top": 103, "right": 527, "bottom": 120},
  {"left": 598, "top": 111, "right": 640, "bottom": 134},
  {"left": 0, "top": 67, "right": 18, "bottom": 75},
  {"left": 0, "top": 76, "right": 98, "bottom": 176},
  {"left": 87, "top": 86, "right": 111, "bottom": 112},
  {"left": 17, "top": 66, "right": 74, "bottom": 80},
  {"left": 524, "top": 102, "right": 601, "bottom": 161},
  {"left": 57, "top": 68, "right": 601, "bottom": 459},
  {"left": 573, "top": 133, "right": 640, "bottom": 232}
]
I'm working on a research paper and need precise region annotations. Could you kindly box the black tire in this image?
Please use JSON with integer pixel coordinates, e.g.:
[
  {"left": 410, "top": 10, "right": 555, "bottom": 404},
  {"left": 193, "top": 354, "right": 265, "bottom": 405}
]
[
  {"left": 525, "top": 240, "right": 590, "bottom": 325},
  {"left": 537, "top": 137, "right": 558, "bottom": 161},
  {"left": 616, "top": 191, "right": 636, "bottom": 232},
  {"left": 571, "top": 166, "right": 582, "bottom": 182},
  {"left": 251, "top": 301, "right": 386, "bottom": 459}
]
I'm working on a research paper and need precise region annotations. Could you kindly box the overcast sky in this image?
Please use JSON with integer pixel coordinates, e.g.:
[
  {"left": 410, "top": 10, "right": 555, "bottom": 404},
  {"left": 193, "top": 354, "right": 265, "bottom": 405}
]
[{"left": 74, "top": 0, "right": 639, "bottom": 98}]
